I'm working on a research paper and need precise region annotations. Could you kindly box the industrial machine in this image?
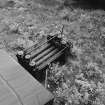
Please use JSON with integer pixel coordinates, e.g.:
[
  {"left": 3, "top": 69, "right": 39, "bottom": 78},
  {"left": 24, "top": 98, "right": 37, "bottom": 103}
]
[
  {"left": 0, "top": 27, "right": 72, "bottom": 105},
  {"left": 16, "top": 33, "right": 71, "bottom": 83}
]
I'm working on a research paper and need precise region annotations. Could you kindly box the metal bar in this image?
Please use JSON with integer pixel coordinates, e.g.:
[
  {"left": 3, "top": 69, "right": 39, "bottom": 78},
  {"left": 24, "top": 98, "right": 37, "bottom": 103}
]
[
  {"left": 38, "top": 47, "right": 67, "bottom": 70},
  {"left": 25, "top": 43, "right": 50, "bottom": 59},
  {"left": 36, "top": 49, "right": 58, "bottom": 66},
  {"left": 45, "top": 69, "right": 48, "bottom": 88},
  {"left": 24, "top": 34, "right": 58, "bottom": 54},
  {"left": 32, "top": 46, "right": 55, "bottom": 62}
]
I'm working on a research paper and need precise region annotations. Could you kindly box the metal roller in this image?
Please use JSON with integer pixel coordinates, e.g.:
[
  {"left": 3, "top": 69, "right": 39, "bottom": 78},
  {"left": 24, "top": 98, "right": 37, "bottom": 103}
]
[
  {"left": 35, "top": 49, "right": 58, "bottom": 66},
  {"left": 32, "top": 46, "right": 55, "bottom": 62},
  {"left": 25, "top": 34, "right": 58, "bottom": 54},
  {"left": 38, "top": 47, "right": 66, "bottom": 70},
  {"left": 25, "top": 43, "right": 50, "bottom": 60}
]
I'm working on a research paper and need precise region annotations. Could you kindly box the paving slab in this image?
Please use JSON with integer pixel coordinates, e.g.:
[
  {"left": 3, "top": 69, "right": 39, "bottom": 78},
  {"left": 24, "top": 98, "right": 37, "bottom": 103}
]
[{"left": 0, "top": 49, "right": 53, "bottom": 105}]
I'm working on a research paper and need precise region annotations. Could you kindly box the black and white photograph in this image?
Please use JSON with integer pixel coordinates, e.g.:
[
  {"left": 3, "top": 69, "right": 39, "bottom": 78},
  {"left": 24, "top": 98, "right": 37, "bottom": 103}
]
[{"left": 0, "top": 0, "right": 105, "bottom": 105}]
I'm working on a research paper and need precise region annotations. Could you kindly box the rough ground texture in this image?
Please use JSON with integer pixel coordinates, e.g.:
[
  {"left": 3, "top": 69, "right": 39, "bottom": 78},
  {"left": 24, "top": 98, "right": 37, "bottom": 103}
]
[{"left": 1, "top": 0, "right": 105, "bottom": 105}]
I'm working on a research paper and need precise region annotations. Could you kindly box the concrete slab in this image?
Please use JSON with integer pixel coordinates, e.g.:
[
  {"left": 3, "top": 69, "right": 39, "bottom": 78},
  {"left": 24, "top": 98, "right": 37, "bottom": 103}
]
[{"left": 0, "top": 50, "right": 53, "bottom": 105}]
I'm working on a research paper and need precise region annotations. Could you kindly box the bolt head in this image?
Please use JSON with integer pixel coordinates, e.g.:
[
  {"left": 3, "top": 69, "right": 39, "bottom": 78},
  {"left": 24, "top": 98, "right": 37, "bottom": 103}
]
[
  {"left": 30, "top": 61, "right": 36, "bottom": 66},
  {"left": 17, "top": 51, "right": 24, "bottom": 55},
  {"left": 25, "top": 54, "right": 31, "bottom": 59}
]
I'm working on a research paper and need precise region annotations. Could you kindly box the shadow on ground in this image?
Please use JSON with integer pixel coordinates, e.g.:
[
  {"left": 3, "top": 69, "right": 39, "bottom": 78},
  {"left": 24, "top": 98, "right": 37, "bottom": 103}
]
[{"left": 64, "top": 0, "right": 105, "bottom": 10}]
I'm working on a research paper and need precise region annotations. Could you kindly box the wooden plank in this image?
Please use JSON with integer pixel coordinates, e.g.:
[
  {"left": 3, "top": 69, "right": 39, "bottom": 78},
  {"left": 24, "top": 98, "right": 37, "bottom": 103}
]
[{"left": 0, "top": 49, "right": 53, "bottom": 105}]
